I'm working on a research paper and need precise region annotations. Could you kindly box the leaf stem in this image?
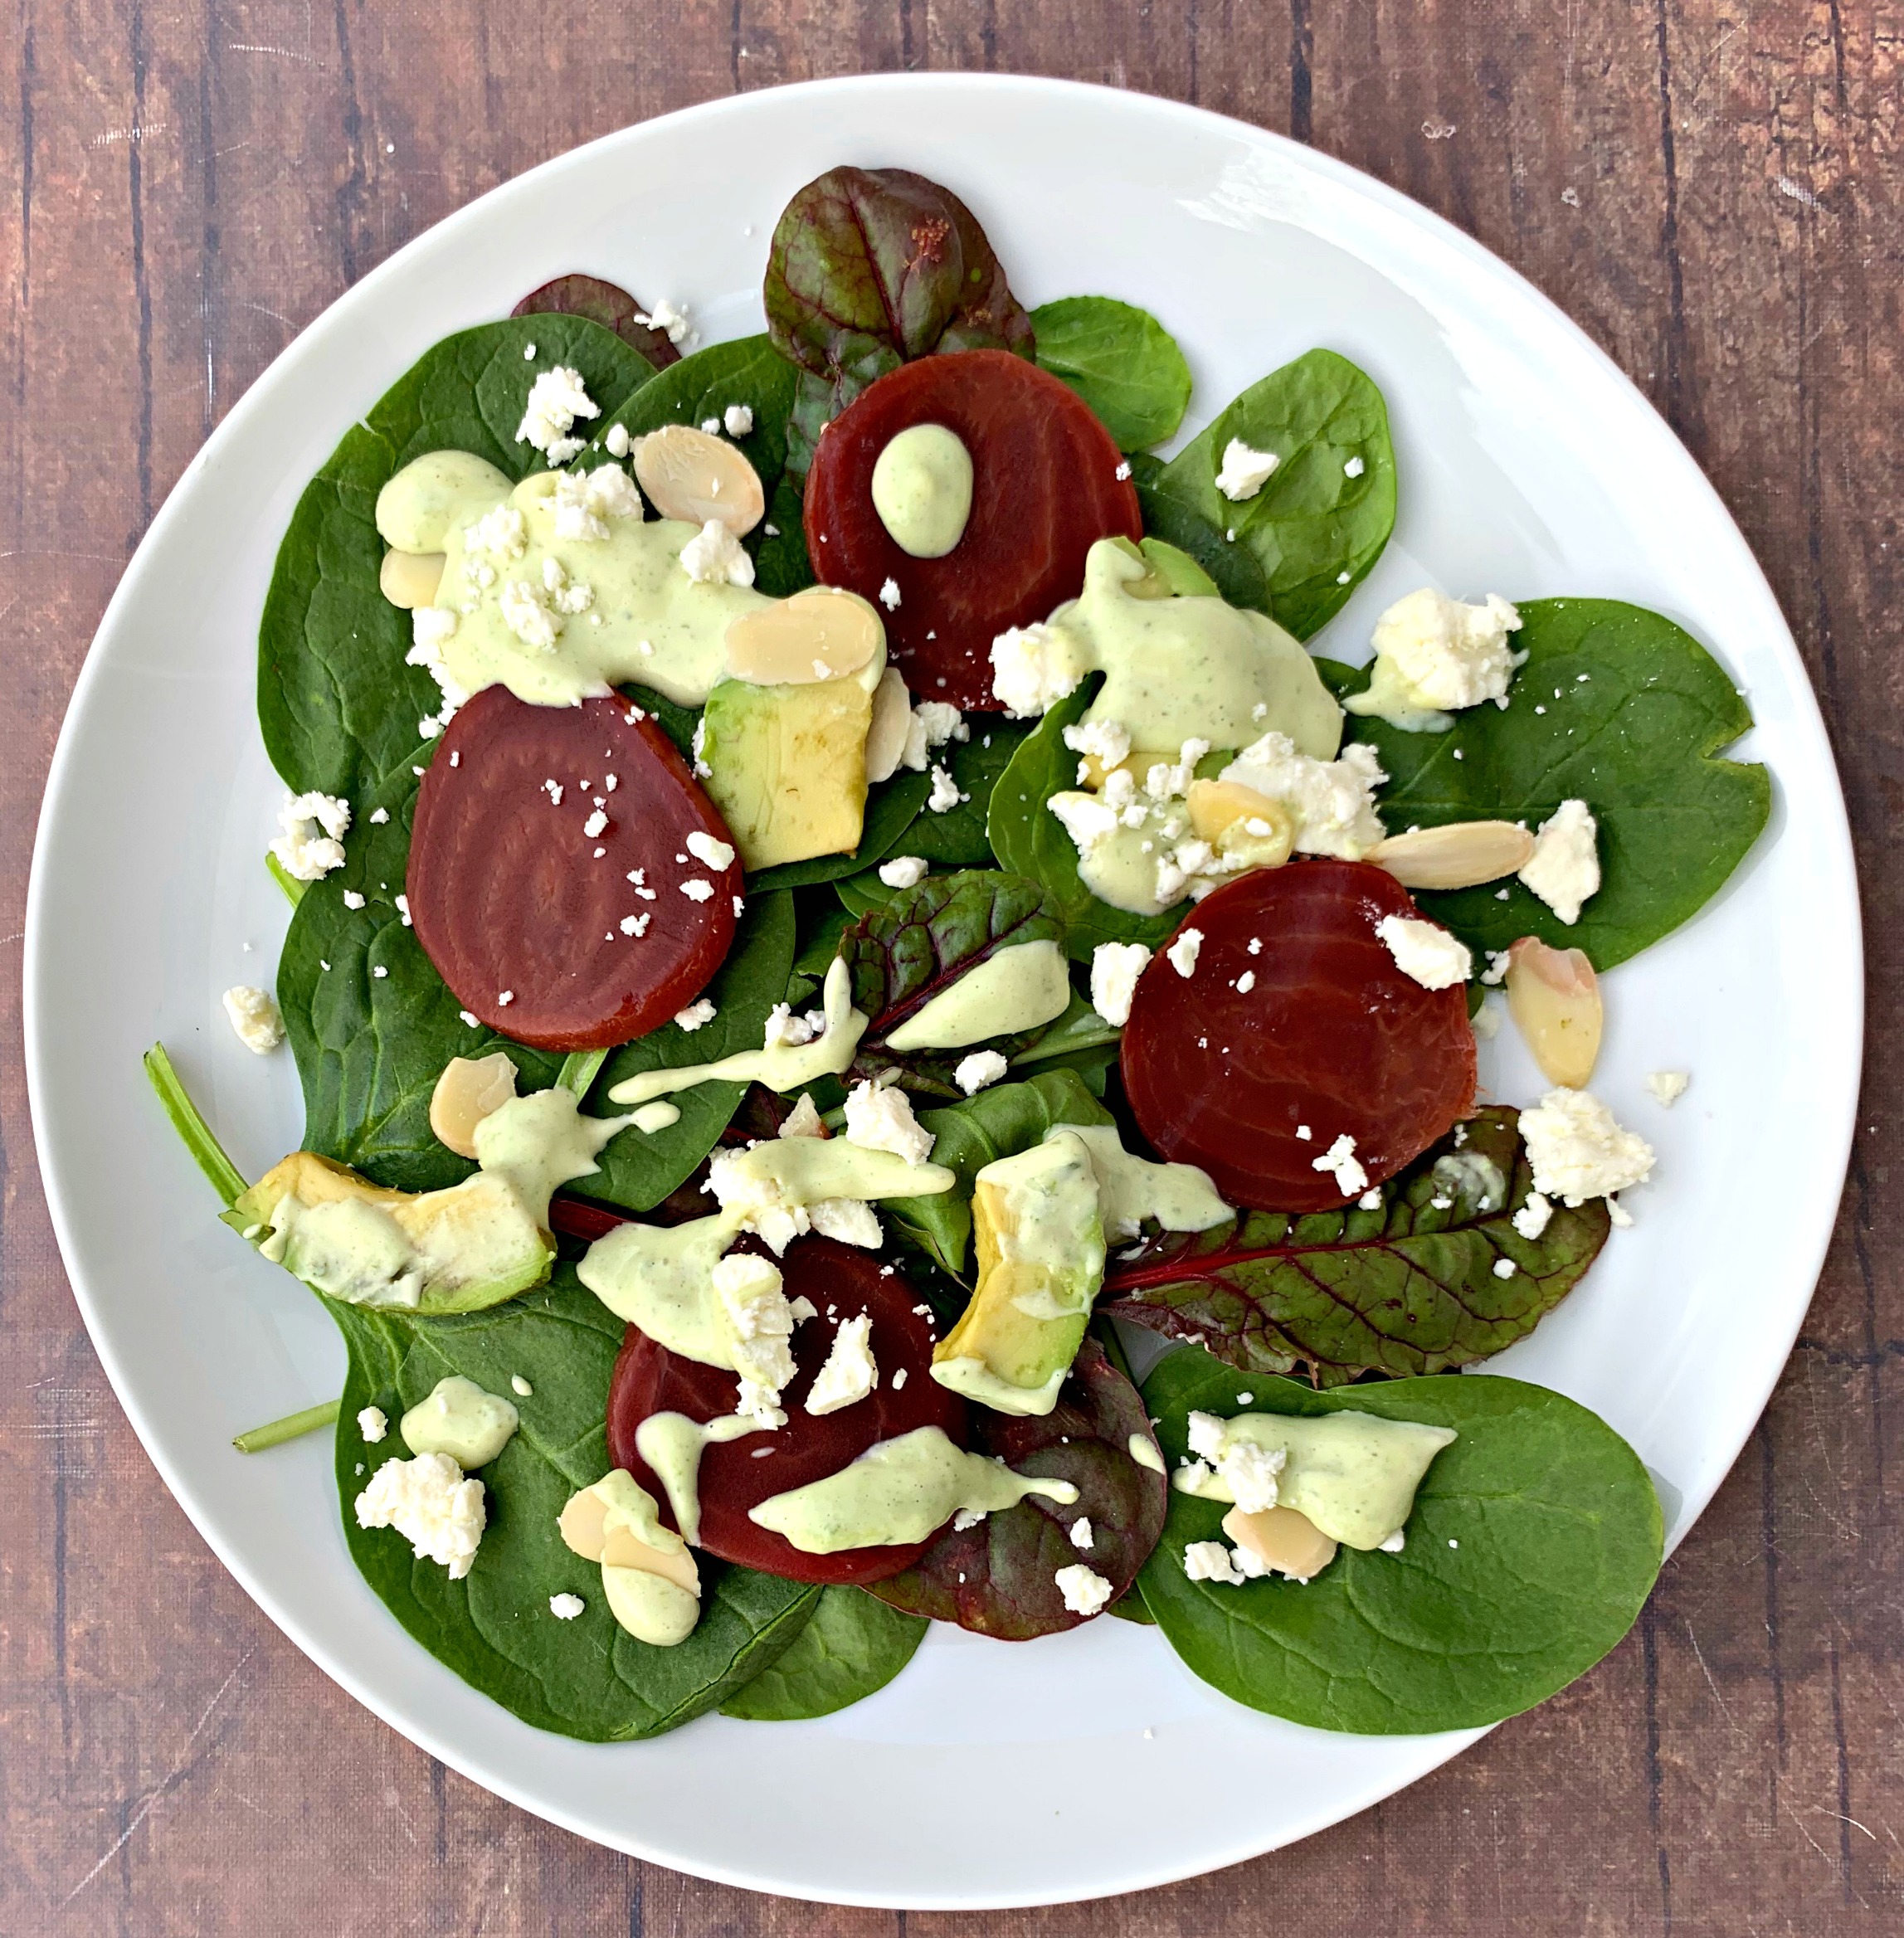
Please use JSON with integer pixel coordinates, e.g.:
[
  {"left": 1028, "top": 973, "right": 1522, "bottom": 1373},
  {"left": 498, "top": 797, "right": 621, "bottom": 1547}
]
[
  {"left": 144, "top": 1043, "right": 249, "bottom": 1206},
  {"left": 232, "top": 1398, "right": 340, "bottom": 1454},
  {"left": 556, "top": 1049, "right": 609, "bottom": 1101},
  {"left": 265, "top": 851, "right": 306, "bottom": 908}
]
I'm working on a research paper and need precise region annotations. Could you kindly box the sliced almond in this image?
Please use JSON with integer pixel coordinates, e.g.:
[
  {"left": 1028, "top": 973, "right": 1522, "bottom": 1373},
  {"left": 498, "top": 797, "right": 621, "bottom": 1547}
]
[
  {"left": 634, "top": 423, "right": 765, "bottom": 534},
  {"left": 726, "top": 587, "right": 882, "bottom": 687},
  {"left": 429, "top": 1051, "right": 519, "bottom": 1158},
  {"left": 1370, "top": 820, "right": 1536, "bottom": 889},
  {"left": 1223, "top": 1503, "right": 1339, "bottom": 1580},
  {"left": 1187, "top": 778, "right": 1294, "bottom": 870},
  {"left": 1505, "top": 936, "right": 1603, "bottom": 1088},
  {"left": 380, "top": 548, "right": 446, "bottom": 610},
  {"left": 559, "top": 1478, "right": 699, "bottom": 1593},
  {"left": 865, "top": 666, "right": 913, "bottom": 782}
]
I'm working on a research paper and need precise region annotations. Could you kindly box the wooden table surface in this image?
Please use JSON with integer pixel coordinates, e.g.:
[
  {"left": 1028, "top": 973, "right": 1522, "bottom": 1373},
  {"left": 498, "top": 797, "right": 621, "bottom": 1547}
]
[{"left": 2, "top": 4, "right": 1897, "bottom": 1931}]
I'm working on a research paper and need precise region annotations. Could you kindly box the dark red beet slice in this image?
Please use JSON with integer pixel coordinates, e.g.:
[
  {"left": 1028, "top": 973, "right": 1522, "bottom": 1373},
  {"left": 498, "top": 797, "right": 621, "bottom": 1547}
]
[
  {"left": 1121, "top": 860, "right": 1478, "bottom": 1214},
  {"left": 606, "top": 1238, "right": 967, "bottom": 1585},
  {"left": 804, "top": 348, "right": 1142, "bottom": 709},
  {"left": 407, "top": 688, "right": 739, "bottom": 1051}
]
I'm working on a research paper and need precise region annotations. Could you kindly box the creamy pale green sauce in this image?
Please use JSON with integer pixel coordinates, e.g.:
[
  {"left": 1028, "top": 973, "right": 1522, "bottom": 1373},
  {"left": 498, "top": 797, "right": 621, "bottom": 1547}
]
[
  {"left": 884, "top": 939, "right": 1072, "bottom": 1053},
  {"left": 606, "top": 957, "right": 867, "bottom": 1108},
  {"left": 602, "top": 1565, "right": 701, "bottom": 1646},
  {"left": 377, "top": 457, "right": 773, "bottom": 708},
  {"left": 1054, "top": 1122, "right": 1231, "bottom": 1238},
  {"left": 1174, "top": 1410, "right": 1458, "bottom": 1550},
  {"left": 577, "top": 1210, "right": 747, "bottom": 1366},
  {"left": 473, "top": 1087, "right": 631, "bottom": 1226},
  {"left": 988, "top": 1132, "right": 1106, "bottom": 1289},
  {"left": 1127, "top": 1434, "right": 1166, "bottom": 1474},
  {"left": 632, "top": 1101, "right": 681, "bottom": 1133},
  {"left": 1341, "top": 652, "right": 1454, "bottom": 733},
  {"left": 870, "top": 423, "right": 974, "bottom": 558},
  {"left": 747, "top": 1425, "right": 1079, "bottom": 1552},
  {"left": 720, "top": 1136, "right": 957, "bottom": 1210},
  {"left": 1064, "top": 803, "right": 1200, "bottom": 918},
  {"left": 399, "top": 1375, "right": 519, "bottom": 1468},
  {"left": 635, "top": 1410, "right": 768, "bottom": 1546}
]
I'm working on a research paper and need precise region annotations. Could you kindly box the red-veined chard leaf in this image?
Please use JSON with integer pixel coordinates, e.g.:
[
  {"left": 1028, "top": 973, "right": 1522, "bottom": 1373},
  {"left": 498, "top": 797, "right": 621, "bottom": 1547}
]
[
  {"left": 1101, "top": 1108, "right": 1609, "bottom": 1386},
  {"left": 511, "top": 275, "right": 683, "bottom": 373}
]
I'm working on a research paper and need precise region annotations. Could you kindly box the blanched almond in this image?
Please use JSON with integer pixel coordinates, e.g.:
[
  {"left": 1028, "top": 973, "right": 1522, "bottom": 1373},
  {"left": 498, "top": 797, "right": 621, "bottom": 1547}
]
[
  {"left": 559, "top": 1482, "right": 699, "bottom": 1592},
  {"left": 1223, "top": 1503, "right": 1339, "bottom": 1580},
  {"left": 726, "top": 587, "right": 882, "bottom": 686},
  {"left": 864, "top": 667, "right": 912, "bottom": 782},
  {"left": 380, "top": 548, "right": 446, "bottom": 610},
  {"left": 1187, "top": 779, "right": 1295, "bottom": 869},
  {"left": 634, "top": 423, "right": 765, "bottom": 534},
  {"left": 429, "top": 1051, "right": 519, "bottom": 1158},
  {"left": 1371, "top": 820, "right": 1536, "bottom": 889},
  {"left": 1505, "top": 936, "right": 1602, "bottom": 1088}
]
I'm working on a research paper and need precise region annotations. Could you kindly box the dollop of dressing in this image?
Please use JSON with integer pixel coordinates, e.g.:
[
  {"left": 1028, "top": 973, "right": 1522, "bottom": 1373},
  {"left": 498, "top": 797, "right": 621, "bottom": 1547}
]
[
  {"left": 473, "top": 1086, "right": 632, "bottom": 1225},
  {"left": 884, "top": 939, "right": 1072, "bottom": 1052},
  {"left": 577, "top": 1211, "right": 747, "bottom": 1366},
  {"left": 747, "top": 1425, "right": 1079, "bottom": 1552},
  {"left": 870, "top": 423, "right": 975, "bottom": 558},
  {"left": 1054, "top": 1122, "right": 1232, "bottom": 1239},
  {"left": 399, "top": 1376, "right": 519, "bottom": 1468},
  {"left": 635, "top": 1411, "right": 769, "bottom": 1546}
]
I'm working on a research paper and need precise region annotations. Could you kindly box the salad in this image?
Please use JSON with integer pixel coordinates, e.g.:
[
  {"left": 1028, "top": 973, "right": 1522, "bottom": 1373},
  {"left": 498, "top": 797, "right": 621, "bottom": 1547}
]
[{"left": 147, "top": 164, "right": 1770, "bottom": 1742}]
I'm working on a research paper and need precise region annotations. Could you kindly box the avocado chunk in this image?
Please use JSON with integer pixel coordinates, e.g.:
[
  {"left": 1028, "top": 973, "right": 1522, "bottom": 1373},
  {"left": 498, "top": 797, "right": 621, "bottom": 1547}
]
[
  {"left": 931, "top": 1132, "right": 1107, "bottom": 1416},
  {"left": 234, "top": 1150, "right": 553, "bottom": 1314},
  {"left": 699, "top": 672, "right": 874, "bottom": 870}
]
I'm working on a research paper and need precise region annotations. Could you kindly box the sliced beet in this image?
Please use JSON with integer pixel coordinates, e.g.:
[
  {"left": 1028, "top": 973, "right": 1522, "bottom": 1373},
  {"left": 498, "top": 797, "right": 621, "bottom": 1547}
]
[
  {"left": 1121, "top": 860, "right": 1478, "bottom": 1214},
  {"left": 606, "top": 1238, "right": 967, "bottom": 1586},
  {"left": 803, "top": 348, "right": 1142, "bottom": 709},
  {"left": 407, "top": 688, "right": 739, "bottom": 1051},
  {"left": 869, "top": 1339, "right": 1167, "bottom": 1639}
]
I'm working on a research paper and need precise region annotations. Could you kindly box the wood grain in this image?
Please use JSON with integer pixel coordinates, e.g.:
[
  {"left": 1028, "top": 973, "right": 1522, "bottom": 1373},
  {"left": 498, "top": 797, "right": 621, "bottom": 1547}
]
[{"left": 2, "top": 3, "right": 1899, "bottom": 1931}]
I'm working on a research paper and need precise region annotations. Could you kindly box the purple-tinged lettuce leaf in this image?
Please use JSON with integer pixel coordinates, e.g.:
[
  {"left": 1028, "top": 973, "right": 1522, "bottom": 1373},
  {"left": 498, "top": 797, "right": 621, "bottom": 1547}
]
[
  {"left": 1101, "top": 1108, "right": 1609, "bottom": 1387},
  {"left": 868, "top": 1340, "right": 1166, "bottom": 1639},
  {"left": 512, "top": 275, "right": 682, "bottom": 373}
]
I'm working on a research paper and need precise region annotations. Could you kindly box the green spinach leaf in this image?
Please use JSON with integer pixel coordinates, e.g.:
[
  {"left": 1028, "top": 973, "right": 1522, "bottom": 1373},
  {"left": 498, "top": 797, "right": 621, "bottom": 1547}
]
[
  {"left": 1031, "top": 297, "right": 1192, "bottom": 450},
  {"left": 332, "top": 1268, "right": 818, "bottom": 1741},
  {"left": 898, "top": 720, "right": 1029, "bottom": 867},
  {"left": 1126, "top": 452, "right": 1273, "bottom": 613},
  {"left": 581, "top": 893, "right": 796, "bottom": 1214},
  {"left": 259, "top": 315, "right": 656, "bottom": 802},
  {"left": 754, "top": 477, "right": 816, "bottom": 597},
  {"left": 1157, "top": 348, "right": 1396, "bottom": 640},
  {"left": 719, "top": 1585, "right": 927, "bottom": 1720},
  {"left": 986, "top": 677, "right": 1190, "bottom": 962},
  {"left": 1102, "top": 1108, "right": 1609, "bottom": 1386},
  {"left": 619, "top": 681, "right": 699, "bottom": 762},
  {"left": 746, "top": 769, "right": 933, "bottom": 894},
  {"left": 1138, "top": 1346, "right": 1663, "bottom": 1734},
  {"left": 1341, "top": 598, "right": 1771, "bottom": 969}
]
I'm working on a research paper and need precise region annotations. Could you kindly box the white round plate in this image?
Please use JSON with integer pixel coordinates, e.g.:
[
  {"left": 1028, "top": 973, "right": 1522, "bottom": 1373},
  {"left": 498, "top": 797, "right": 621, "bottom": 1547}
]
[{"left": 26, "top": 75, "right": 1861, "bottom": 1909}]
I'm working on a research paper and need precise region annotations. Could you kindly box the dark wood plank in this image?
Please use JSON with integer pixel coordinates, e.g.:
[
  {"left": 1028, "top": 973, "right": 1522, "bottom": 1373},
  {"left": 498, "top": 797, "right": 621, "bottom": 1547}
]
[{"left": 2, "top": 3, "right": 1899, "bottom": 1931}]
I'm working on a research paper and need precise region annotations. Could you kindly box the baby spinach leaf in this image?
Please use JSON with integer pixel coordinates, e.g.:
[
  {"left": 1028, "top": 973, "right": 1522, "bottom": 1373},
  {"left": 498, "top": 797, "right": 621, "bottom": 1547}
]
[
  {"left": 332, "top": 1268, "right": 819, "bottom": 1741},
  {"left": 719, "top": 1585, "right": 927, "bottom": 1721},
  {"left": 898, "top": 720, "right": 1029, "bottom": 867},
  {"left": 886, "top": 1069, "right": 1113, "bottom": 1278},
  {"left": 1341, "top": 598, "right": 1771, "bottom": 970},
  {"left": 1138, "top": 1346, "right": 1663, "bottom": 1734},
  {"left": 1030, "top": 297, "right": 1192, "bottom": 451},
  {"left": 580, "top": 892, "right": 796, "bottom": 1215},
  {"left": 986, "top": 677, "right": 1190, "bottom": 963},
  {"left": 1126, "top": 452, "right": 1273, "bottom": 614},
  {"left": 1102, "top": 1108, "right": 1609, "bottom": 1387},
  {"left": 1157, "top": 348, "right": 1396, "bottom": 640},
  {"left": 764, "top": 167, "right": 1035, "bottom": 476},
  {"left": 835, "top": 869, "right": 895, "bottom": 919},
  {"left": 259, "top": 314, "right": 655, "bottom": 803},
  {"left": 744, "top": 768, "right": 933, "bottom": 894},
  {"left": 753, "top": 477, "right": 816, "bottom": 597},
  {"left": 1010, "top": 990, "right": 1120, "bottom": 1071},
  {"left": 870, "top": 1340, "right": 1168, "bottom": 1639},
  {"left": 619, "top": 681, "right": 699, "bottom": 763},
  {"left": 278, "top": 767, "right": 562, "bottom": 1193},
  {"left": 512, "top": 275, "right": 683, "bottom": 372}
]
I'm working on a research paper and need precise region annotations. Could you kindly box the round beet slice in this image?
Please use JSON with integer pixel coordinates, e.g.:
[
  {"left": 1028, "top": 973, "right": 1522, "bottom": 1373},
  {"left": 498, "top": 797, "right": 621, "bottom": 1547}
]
[
  {"left": 407, "top": 687, "right": 739, "bottom": 1051},
  {"left": 1121, "top": 860, "right": 1478, "bottom": 1213},
  {"left": 606, "top": 1238, "right": 967, "bottom": 1585},
  {"left": 804, "top": 348, "right": 1142, "bottom": 709}
]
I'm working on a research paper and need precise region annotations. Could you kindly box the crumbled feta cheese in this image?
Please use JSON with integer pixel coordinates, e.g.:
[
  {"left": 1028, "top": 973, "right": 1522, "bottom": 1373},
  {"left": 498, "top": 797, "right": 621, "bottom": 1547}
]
[
  {"left": 1186, "top": 1410, "right": 1287, "bottom": 1513},
  {"left": 679, "top": 879, "right": 715, "bottom": 903},
  {"left": 1481, "top": 949, "right": 1511, "bottom": 986},
  {"left": 354, "top": 1452, "right": 485, "bottom": 1578},
  {"left": 358, "top": 1405, "right": 387, "bottom": 1443},
  {"left": 1519, "top": 1088, "right": 1656, "bottom": 1205},
  {"left": 1493, "top": 1257, "right": 1518, "bottom": 1279},
  {"left": 926, "top": 764, "right": 962, "bottom": 813},
  {"left": 1054, "top": 1564, "right": 1114, "bottom": 1617},
  {"left": 1312, "top": 1133, "right": 1369, "bottom": 1197},
  {"left": 1376, "top": 914, "right": 1473, "bottom": 990},
  {"left": 619, "top": 913, "right": 650, "bottom": 937},
  {"left": 1215, "top": 437, "right": 1280, "bottom": 501},
  {"left": 952, "top": 1507, "right": 986, "bottom": 1532},
  {"left": 604, "top": 422, "right": 631, "bottom": 458},
  {"left": 878, "top": 855, "right": 928, "bottom": 889},
  {"left": 1512, "top": 1191, "right": 1554, "bottom": 1240},
  {"left": 269, "top": 789, "right": 352, "bottom": 881},
  {"left": 679, "top": 517, "right": 755, "bottom": 587},
  {"left": 1142, "top": 738, "right": 1210, "bottom": 804},
  {"left": 582, "top": 808, "right": 608, "bottom": 839},
  {"left": 808, "top": 1198, "right": 884, "bottom": 1249},
  {"left": 843, "top": 1080, "right": 935, "bottom": 1166},
  {"left": 899, "top": 699, "right": 969, "bottom": 772},
  {"left": 549, "top": 1592, "right": 585, "bottom": 1619},
  {"left": 990, "top": 621, "right": 1090, "bottom": 717},
  {"left": 1646, "top": 1069, "right": 1690, "bottom": 1107},
  {"left": 1367, "top": 588, "right": 1522, "bottom": 711},
  {"left": 499, "top": 577, "right": 559, "bottom": 651},
  {"left": 674, "top": 998, "right": 717, "bottom": 1032},
  {"left": 713, "top": 1252, "right": 798, "bottom": 1426},
  {"left": 368, "top": 807, "right": 390, "bottom": 825},
  {"left": 686, "top": 830, "right": 735, "bottom": 871},
  {"left": 222, "top": 985, "right": 284, "bottom": 1054},
  {"left": 763, "top": 1003, "right": 817, "bottom": 1049},
  {"left": 806, "top": 1312, "right": 879, "bottom": 1415},
  {"left": 778, "top": 1094, "right": 826, "bottom": 1141},
  {"left": 1220, "top": 733, "right": 1386, "bottom": 859},
  {"left": 635, "top": 298, "right": 692, "bottom": 344},
  {"left": 459, "top": 1009, "right": 480, "bottom": 1027},
  {"left": 551, "top": 463, "right": 643, "bottom": 540},
  {"left": 1049, "top": 790, "right": 1119, "bottom": 853},
  {"left": 510, "top": 1375, "right": 533, "bottom": 1397},
  {"left": 878, "top": 577, "right": 902, "bottom": 611},
  {"left": 1344, "top": 455, "right": 1366, "bottom": 479},
  {"left": 465, "top": 502, "right": 527, "bottom": 562},
  {"left": 515, "top": 366, "right": 599, "bottom": 460},
  {"left": 1358, "top": 1187, "right": 1385, "bottom": 1210},
  {"left": 1519, "top": 799, "right": 1600, "bottom": 924},
  {"left": 1090, "top": 942, "right": 1151, "bottom": 1026},
  {"left": 954, "top": 1049, "right": 1010, "bottom": 1096},
  {"left": 1183, "top": 1540, "right": 1247, "bottom": 1585},
  {"left": 723, "top": 402, "right": 754, "bottom": 437},
  {"left": 1166, "top": 928, "right": 1204, "bottom": 979},
  {"left": 1062, "top": 716, "right": 1132, "bottom": 777},
  {"left": 699, "top": 416, "right": 720, "bottom": 435}
]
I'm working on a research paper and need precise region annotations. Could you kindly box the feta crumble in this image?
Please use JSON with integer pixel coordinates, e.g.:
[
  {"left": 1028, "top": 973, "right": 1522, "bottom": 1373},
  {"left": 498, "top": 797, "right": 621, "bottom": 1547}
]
[
  {"left": 222, "top": 985, "right": 285, "bottom": 1054},
  {"left": 1054, "top": 1564, "right": 1114, "bottom": 1617},
  {"left": 1519, "top": 799, "right": 1600, "bottom": 924},
  {"left": 1069, "top": 1517, "right": 1094, "bottom": 1551},
  {"left": 1183, "top": 1540, "right": 1248, "bottom": 1585},
  {"left": 926, "top": 764, "right": 962, "bottom": 813},
  {"left": 1376, "top": 914, "right": 1472, "bottom": 990},
  {"left": 723, "top": 402, "right": 754, "bottom": 437},
  {"left": 1312, "top": 1133, "right": 1369, "bottom": 1197},
  {"left": 674, "top": 999, "right": 718, "bottom": 1032},
  {"left": 1518, "top": 1088, "right": 1655, "bottom": 1205},
  {"left": 1062, "top": 715, "right": 1132, "bottom": 777},
  {"left": 1646, "top": 1069, "right": 1690, "bottom": 1107},
  {"left": 1166, "top": 928, "right": 1204, "bottom": 979},
  {"left": 954, "top": 1049, "right": 1010, "bottom": 1095},
  {"left": 1186, "top": 1411, "right": 1286, "bottom": 1513},
  {"left": 900, "top": 699, "right": 967, "bottom": 772},
  {"left": 778, "top": 1094, "right": 826, "bottom": 1141},
  {"left": 1220, "top": 733, "right": 1386, "bottom": 859},
  {"left": 1512, "top": 1191, "right": 1554, "bottom": 1240},
  {"left": 713, "top": 1252, "right": 798, "bottom": 1427},
  {"left": 515, "top": 366, "right": 599, "bottom": 463},
  {"left": 878, "top": 855, "right": 928, "bottom": 889},
  {"left": 990, "top": 621, "right": 1090, "bottom": 717},
  {"left": 1366, "top": 588, "right": 1522, "bottom": 710},
  {"left": 679, "top": 517, "right": 756, "bottom": 587},
  {"left": 764, "top": 1003, "right": 817, "bottom": 1049},
  {"left": 499, "top": 577, "right": 559, "bottom": 651},
  {"left": 354, "top": 1453, "right": 486, "bottom": 1579},
  {"left": 634, "top": 297, "right": 692, "bottom": 344},
  {"left": 551, "top": 462, "right": 643, "bottom": 540},
  {"left": 679, "top": 878, "right": 715, "bottom": 903},
  {"left": 270, "top": 790, "right": 351, "bottom": 880},
  {"left": 843, "top": 1080, "right": 935, "bottom": 1166},
  {"left": 686, "top": 830, "right": 736, "bottom": 871},
  {"left": 549, "top": 1592, "right": 585, "bottom": 1619},
  {"left": 1215, "top": 438, "right": 1280, "bottom": 501},
  {"left": 1493, "top": 1258, "right": 1517, "bottom": 1279},
  {"left": 805, "top": 1312, "right": 879, "bottom": 1415},
  {"left": 808, "top": 1198, "right": 884, "bottom": 1249},
  {"left": 358, "top": 1405, "right": 387, "bottom": 1443},
  {"left": 1090, "top": 941, "right": 1152, "bottom": 1026},
  {"left": 878, "top": 577, "right": 902, "bottom": 611}
]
